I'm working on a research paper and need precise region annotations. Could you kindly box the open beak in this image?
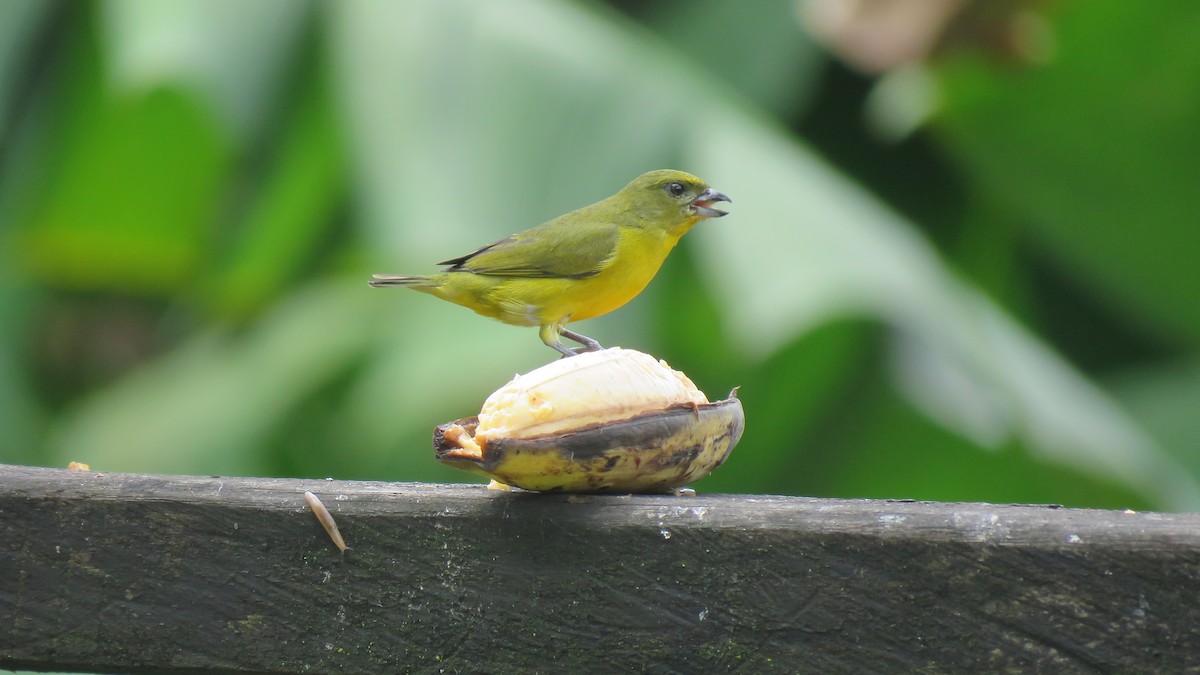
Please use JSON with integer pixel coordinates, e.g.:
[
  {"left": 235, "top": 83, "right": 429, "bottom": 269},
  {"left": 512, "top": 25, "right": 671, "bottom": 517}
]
[{"left": 692, "top": 188, "right": 731, "bottom": 218}]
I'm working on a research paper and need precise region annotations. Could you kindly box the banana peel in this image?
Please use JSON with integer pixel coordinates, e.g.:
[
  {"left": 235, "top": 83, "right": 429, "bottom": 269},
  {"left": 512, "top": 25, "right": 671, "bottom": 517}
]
[{"left": 433, "top": 348, "right": 745, "bottom": 493}]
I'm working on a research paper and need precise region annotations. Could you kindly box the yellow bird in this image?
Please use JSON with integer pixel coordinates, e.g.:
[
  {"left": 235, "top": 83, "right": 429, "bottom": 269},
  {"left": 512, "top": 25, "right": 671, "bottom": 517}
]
[{"left": 370, "top": 169, "right": 731, "bottom": 357}]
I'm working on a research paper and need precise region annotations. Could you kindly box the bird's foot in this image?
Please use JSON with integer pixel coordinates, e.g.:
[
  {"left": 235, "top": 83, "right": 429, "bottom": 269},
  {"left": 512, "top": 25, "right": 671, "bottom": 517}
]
[{"left": 560, "top": 328, "right": 602, "bottom": 354}]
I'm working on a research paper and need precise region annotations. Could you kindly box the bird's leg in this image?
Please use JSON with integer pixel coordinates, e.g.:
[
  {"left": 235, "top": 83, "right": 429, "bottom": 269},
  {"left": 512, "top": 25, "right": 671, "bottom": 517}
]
[
  {"left": 539, "top": 324, "right": 603, "bottom": 358},
  {"left": 560, "top": 327, "right": 603, "bottom": 353},
  {"left": 539, "top": 323, "right": 578, "bottom": 358}
]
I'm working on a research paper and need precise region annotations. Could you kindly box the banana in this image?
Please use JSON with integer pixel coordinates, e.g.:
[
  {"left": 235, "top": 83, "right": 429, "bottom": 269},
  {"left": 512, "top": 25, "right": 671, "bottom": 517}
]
[{"left": 434, "top": 348, "right": 744, "bottom": 493}]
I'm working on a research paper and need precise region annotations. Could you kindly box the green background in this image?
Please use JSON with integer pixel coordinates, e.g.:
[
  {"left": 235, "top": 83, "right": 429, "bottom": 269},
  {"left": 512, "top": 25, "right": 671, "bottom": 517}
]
[{"left": 2, "top": 0, "right": 1198, "bottom": 512}]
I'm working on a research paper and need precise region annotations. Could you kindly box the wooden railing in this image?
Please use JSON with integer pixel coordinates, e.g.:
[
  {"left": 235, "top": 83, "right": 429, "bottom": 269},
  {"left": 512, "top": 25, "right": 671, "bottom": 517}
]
[{"left": 2, "top": 464, "right": 1198, "bottom": 673}]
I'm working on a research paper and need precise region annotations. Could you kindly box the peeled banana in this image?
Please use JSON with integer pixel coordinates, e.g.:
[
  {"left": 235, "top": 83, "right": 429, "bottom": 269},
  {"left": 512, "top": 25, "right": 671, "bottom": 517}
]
[{"left": 434, "top": 348, "right": 744, "bottom": 493}]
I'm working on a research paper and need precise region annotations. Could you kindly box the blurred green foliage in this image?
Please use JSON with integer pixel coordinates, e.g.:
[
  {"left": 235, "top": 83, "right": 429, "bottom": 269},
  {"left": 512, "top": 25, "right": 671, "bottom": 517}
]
[{"left": 1, "top": 0, "right": 1198, "bottom": 511}]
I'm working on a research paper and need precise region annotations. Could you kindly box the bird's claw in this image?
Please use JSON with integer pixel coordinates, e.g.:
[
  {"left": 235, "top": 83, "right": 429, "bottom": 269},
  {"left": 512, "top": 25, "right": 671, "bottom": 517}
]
[{"left": 545, "top": 325, "right": 604, "bottom": 358}]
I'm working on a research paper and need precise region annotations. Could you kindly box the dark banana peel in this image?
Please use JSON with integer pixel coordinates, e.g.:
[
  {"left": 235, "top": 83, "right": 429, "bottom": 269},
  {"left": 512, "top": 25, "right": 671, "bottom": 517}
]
[{"left": 434, "top": 395, "right": 744, "bottom": 493}]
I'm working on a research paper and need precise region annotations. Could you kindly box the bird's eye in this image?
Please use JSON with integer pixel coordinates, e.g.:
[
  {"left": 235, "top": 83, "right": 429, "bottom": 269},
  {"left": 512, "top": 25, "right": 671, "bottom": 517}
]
[{"left": 666, "top": 182, "right": 686, "bottom": 197}]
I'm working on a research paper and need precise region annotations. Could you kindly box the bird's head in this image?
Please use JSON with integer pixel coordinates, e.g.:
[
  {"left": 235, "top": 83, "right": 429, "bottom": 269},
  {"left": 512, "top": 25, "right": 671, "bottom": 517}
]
[{"left": 620, "top": 169, "right": 731, "bottom": 232}]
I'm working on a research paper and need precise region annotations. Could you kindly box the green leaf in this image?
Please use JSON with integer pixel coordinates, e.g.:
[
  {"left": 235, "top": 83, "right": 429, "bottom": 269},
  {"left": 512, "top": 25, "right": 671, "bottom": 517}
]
[
  {"left": 808, "top": 380, "right": 1152, "bottom": 510},
  {"left": 99, "top": 0, "right": 311, "bottom": 140},
  {"left": 935, "top": 1, "right": 1200, "bottom": 344},
  {"left": 201, "top": 52, "right": 347, "bottom": 319},
  {"left": 20, "top": 86, "right": 226, "bottom": 293}
]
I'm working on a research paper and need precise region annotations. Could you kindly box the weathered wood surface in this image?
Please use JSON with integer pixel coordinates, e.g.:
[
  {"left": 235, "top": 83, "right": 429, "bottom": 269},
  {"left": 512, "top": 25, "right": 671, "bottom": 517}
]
[{"left": 1, "top": 464, "right": 1199, "bottom": 674}]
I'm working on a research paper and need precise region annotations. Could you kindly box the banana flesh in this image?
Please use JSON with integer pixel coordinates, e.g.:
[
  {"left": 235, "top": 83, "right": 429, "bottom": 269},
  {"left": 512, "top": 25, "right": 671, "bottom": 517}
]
[
  {"left": 434, "top": 348, "right": 744, "bottom": 493},
  {"left": 478, "top": 348, "right": 708, "bottom": 440}
]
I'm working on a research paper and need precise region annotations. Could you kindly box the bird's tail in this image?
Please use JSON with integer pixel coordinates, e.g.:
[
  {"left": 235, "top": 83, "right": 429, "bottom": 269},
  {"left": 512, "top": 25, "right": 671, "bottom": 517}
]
[{"left": 368, "top": 274, "right": 437, "bottom": 289}]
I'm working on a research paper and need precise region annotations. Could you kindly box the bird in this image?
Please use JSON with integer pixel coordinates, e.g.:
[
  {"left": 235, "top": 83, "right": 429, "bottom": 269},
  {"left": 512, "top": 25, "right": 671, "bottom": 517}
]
[{"left": 369, "top": 169, "right": 731, "bottom": 357}]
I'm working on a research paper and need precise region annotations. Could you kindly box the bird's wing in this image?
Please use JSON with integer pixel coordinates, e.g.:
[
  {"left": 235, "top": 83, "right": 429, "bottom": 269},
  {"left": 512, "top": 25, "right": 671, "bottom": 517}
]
[{"left": 438, "top": 220, "right": 620, "bottom": 280}]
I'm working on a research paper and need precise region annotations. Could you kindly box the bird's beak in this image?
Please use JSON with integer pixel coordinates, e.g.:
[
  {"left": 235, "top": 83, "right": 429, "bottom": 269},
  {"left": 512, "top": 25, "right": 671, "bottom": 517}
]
[{"left": 691, "top": 188, "right": 731, "bottom": 218}]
